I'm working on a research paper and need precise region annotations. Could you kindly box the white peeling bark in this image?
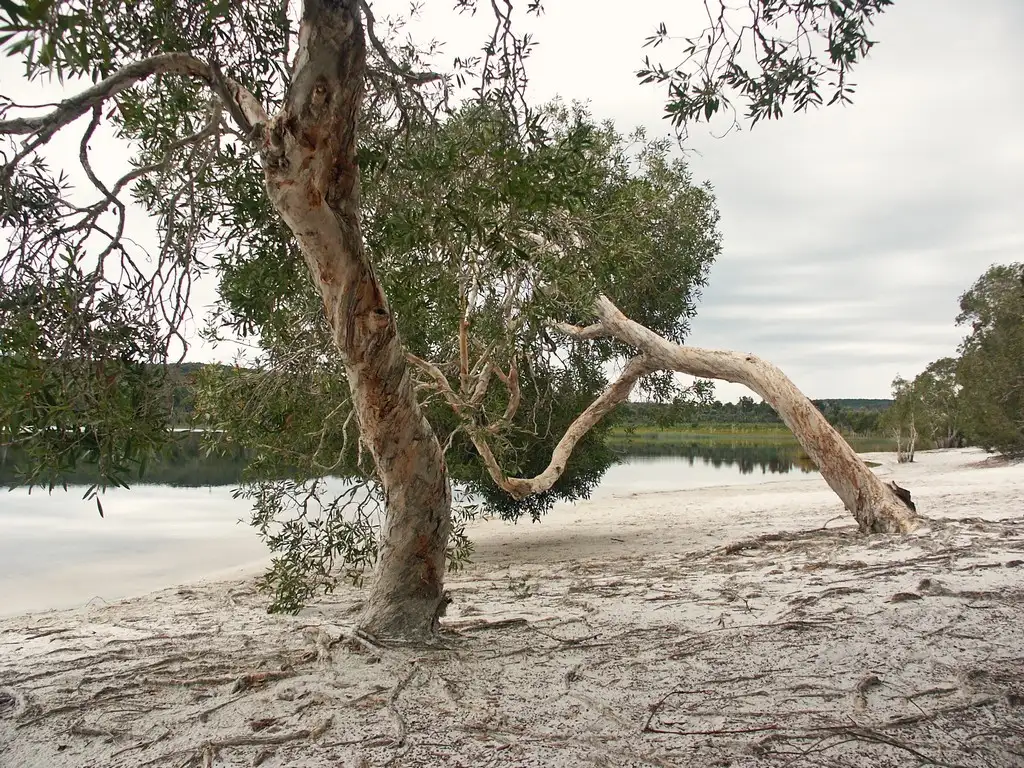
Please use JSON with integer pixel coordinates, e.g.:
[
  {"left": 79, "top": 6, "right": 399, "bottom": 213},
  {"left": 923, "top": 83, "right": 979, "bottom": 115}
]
[
  {"left": 483, "top": 296, "right": 917, "bottom": 534},
  {"left": 589, "top": 297, "right": 916, "bottom": 533},
  {"left": 260, "top": 0, "right": 450, "bottom": 640}
]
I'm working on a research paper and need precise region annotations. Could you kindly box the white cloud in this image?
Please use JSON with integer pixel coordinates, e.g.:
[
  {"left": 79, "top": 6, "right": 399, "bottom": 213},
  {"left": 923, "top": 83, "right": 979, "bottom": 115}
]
[{"left": 3, "top": 0, "right": 1022, "bottom": 403}]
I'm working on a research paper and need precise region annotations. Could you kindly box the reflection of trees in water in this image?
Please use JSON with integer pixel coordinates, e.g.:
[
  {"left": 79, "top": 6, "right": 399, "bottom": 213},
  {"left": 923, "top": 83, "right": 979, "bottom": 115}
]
[
  {"left": 1, "top": 433, "right": 249, "bottom": 488},
  {"left": 616, "top": 439, "right": 816, "bottom": 474},
  {"left": 610, "top": 438, "right": 890, "bottom": 475},
  {"left": 3, "top": 432, "right": 892, "bottom": 488}
]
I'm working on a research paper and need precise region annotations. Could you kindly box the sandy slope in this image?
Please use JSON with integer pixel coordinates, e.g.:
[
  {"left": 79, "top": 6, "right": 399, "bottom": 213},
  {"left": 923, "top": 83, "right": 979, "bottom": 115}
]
[{"left": 1, "top": 448, "right": 1022, "bottom": 767}]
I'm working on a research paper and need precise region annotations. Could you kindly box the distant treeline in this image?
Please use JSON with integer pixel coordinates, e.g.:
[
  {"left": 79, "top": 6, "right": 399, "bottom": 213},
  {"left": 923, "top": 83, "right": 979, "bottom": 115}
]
[
  {"left": 166, "top": 364, "right": 892, "bottom": 436},
  {"left": 168, "top": 364, "right": 891, "bottom": 435},
  {"left": 145, "top": 363, "right": 900, "bottom": 439},
  {"left": 0, "top": 432, "right": 248, "bottom": 488},
  {"left": 617, "top": 396, "right": 891, "bottom": 435}
]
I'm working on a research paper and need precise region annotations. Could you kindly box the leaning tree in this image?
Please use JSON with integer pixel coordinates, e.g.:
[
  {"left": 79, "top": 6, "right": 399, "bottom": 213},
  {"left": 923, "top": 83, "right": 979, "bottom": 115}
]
[{"left": 0, "top": 0, "right": 915, "bottom": 641}]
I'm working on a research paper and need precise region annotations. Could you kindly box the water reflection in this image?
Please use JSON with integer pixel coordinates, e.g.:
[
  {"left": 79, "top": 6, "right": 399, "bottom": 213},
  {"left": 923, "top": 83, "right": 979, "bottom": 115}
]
[
  {"left": 1, "top": 433, "right": 894, "bottom": 614},
  {"left": 0, "top": 433, "right": 895, "bottom": 490},
  {"left": 0, "top": 434, "right": 248, "bottom": 489},
  {"left": 583, "top": 435, "right": 892, "bottom": 499},
  {"left": 613, "top": 438, "right": 820, "bottom": 475}
]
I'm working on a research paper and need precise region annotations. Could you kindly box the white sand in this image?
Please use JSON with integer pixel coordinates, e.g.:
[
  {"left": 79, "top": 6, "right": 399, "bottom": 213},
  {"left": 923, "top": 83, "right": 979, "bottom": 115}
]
[{"left": 2, "top": 448, "right": 1022, "bottom": 767}]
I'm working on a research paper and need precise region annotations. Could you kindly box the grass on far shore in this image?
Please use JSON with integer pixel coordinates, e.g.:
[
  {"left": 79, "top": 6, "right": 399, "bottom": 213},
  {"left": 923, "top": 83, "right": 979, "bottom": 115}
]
[
  {"left": 610, "top": 423, "right": 894, "bottom": 446},
  {"left": 612, "top": 423, "right": 799, "bottom": 439}
]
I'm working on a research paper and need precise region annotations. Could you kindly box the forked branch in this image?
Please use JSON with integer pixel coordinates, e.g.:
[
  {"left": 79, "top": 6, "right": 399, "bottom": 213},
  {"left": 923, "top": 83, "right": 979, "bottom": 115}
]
[
  {"left": 488, "top": 361, "right": 520, "bottom": 431},
  {"left": 472, "top": 354, "right": 656, "bottom": 499},
  {"left": 471, "top": 293, "right": 916, "bottom": 533},
  {"left": 0, "top": 52, "right": 267, "bottom": 167}
]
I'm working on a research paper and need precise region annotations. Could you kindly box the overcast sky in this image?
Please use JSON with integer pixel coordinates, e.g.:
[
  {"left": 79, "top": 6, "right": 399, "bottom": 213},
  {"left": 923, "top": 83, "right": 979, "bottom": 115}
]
[
  {"left": 443, "top": 0, "right": 1024, "bottom": 401},
  {"left": 4, "top": 1, "right": 1022, "bottom": 402}
]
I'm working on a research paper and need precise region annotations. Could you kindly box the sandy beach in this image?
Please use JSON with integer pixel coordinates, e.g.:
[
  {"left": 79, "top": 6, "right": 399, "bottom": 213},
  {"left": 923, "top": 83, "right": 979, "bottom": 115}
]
[{"left": 1, "top": 448, "right": 1022, "bottom": 767}]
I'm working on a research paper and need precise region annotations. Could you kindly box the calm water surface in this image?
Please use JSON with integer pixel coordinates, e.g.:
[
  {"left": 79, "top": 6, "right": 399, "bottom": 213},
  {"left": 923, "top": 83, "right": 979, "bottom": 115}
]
[{"left": 1, "top": 437, "right": 890, "bottom": 615}]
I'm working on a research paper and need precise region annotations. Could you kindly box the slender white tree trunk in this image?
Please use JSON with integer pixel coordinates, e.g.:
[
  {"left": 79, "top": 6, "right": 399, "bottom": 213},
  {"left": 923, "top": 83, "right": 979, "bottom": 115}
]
[
  {"left": 260, "top": 0, "right": 451, "bottom": 640},
  {"left": 592, "top": 297, "right": 917, "bottom": 533},
  {"left": 480, "top": 297, "right": 918, "bottom": 534}
]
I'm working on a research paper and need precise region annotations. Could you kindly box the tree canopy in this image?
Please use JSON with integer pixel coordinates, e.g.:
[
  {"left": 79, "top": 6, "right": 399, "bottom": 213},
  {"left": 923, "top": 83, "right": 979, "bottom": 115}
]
[
  {"left": 0, "top": 0, "right": 726, "bottom": 610},
  {"left": 1, "top": 0, "right": 907, "bottom": 620},
  {"left": 883, "top": 263, "right": 1023, "bottom": 460},
  {"left": 956, "top": 263, "right": 1024, "bottom": 457}
]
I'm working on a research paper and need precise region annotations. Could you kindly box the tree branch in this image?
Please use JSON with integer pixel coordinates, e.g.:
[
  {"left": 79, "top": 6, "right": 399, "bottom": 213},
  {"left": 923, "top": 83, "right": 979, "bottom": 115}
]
[
  {"left": 488, "top": 360, "right": 520, "bottom": 431},
  {"left": 0, "top": 53, "right": 266, "bottom": 164},
  {"left": 405, "top": 353, "right": 465, "bottom": 415},
  {"left": 588, "top": 294, "right": 917, "bottom": 533},
  {"left": 474, "top": 354, "right": 656, "bottom": 499},
  {"left": 552, "top": 321, "right": 610, "bottom": 340},
  {"left": 358, "top": 0, "right": 444, "bottom": 85},
  {"left": 469, "top": 362, "right": 495, "bottom": 407},
  {"left": 466, "top": 292, "right": 915, "bottom": 532}
]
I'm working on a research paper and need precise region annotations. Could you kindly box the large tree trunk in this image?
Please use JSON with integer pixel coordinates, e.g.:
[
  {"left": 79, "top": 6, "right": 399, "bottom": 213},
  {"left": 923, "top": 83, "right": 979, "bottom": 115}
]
[
  {"left": 481, "top": 296, "right": 916, "bottom": 533},
  {"left": 481, "top": 298, "right": 917, "bottom": 533},
  {"left": 260, "top": 0, "right": 450, "bottom": 640},
  {"left": 593, "top": 297, "right": 917, "bottom": 533}
]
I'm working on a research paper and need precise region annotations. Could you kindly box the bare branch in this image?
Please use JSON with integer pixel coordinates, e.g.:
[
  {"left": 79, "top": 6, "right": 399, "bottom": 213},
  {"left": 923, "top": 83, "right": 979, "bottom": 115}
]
[
  {"left": 552, "top": 321, "right": 610, "bottom": 340},
  {"left": 358, "top": 0, "right": 444, "bottom": 86},
  {"left": 488, "top": 360, "right": 520, "bottom": 431},
  {"left": 474, "top": 355, "right": 656, "bottom": 499},
  {"left": 588, "top": 294, "right": 916, "bottom": 533},
  {"left": 469, "top": 362, "right": 495, "bottom": 407},
  {"left": 0, "top": 53, "right": 266, "bottom": 167},
  {"left": 405, "top": 352, "right": 466, "bottom": 415},
  {"left": 465, "top": 290, "right": 915, "bottom": 533},
  {"left": 208, "top": 61, "right": 265, "bottom": 137}
]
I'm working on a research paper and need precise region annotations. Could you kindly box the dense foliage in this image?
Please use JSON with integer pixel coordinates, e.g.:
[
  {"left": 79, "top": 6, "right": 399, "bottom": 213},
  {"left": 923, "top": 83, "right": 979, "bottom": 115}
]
[
  {"left": 884, "top": 263, "right": 1023, "bottom": 459},
  {"left": 1, "top": 0, "right": 899, "bottom": 613},
  {"left": 956, "top": 264, "right": 1024, "bottom": 457},
  {"left": 192, "top": 101, "right": 721, "bottom": 609}
]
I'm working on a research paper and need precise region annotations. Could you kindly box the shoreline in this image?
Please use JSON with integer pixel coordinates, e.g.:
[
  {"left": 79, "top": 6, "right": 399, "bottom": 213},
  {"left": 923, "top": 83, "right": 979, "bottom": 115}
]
[
  {"left": 3, "top": 446, "right": 900, "bottom": 620},
  {"left": 3, "top": 447, "right": 1022, "bottom": 768},
  {"left": 1, "top": 447, "right": 997, "bottom": 621}
]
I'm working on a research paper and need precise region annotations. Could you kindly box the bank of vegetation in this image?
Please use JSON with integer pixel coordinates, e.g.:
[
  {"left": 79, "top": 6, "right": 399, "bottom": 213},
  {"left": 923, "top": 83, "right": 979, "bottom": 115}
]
[
  {"left": 881, "top": 263, "right": 1023, "bottom": 462},
  {"left": 613, "top": 397, "right": 892, "bottom": 438}
]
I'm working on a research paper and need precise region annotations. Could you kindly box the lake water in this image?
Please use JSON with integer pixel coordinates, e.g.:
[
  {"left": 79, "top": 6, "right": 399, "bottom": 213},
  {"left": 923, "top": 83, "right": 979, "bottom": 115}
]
[{"left": 0, "top": 437, "right": 892, "bottom": 616}]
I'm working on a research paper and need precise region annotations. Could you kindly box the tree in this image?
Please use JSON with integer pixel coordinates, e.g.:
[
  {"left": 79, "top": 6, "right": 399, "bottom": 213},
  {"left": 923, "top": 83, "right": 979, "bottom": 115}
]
[
  {"left": 882, "top": 375, "right": 920, "bottom": 462},
  {"left": 194, "top": 100, "right": 722, "bottom": 614},
  {"left": 956, "top": 263, "right": 1024, "bottom": 457},
  {"left": 915, "top": 358, "right": 963, "bottom": 449},
  {"left": 1, "top": 0, "right": 914, "bottom": 641},
  {"left": 882, "top": 359, "right": 962, "bottom": 461}
]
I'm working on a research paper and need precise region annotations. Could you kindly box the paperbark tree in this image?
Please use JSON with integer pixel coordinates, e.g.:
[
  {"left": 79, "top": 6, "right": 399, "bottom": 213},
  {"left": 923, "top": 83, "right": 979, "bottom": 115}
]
[
  {"left": 956, "top": 263, "right": 1024, "bottom": 458},
  {"left": 467, "top": 297, "right": 916, "bottom": 534},
  {"left": 884, "top": 376, "right": 920, "bottom": 463},
  {"left": 256, "top": 1, "right": 454, "bottom": 638},
  {"left": 1, "top": 0, "right": 914, "bottom": 641}
]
